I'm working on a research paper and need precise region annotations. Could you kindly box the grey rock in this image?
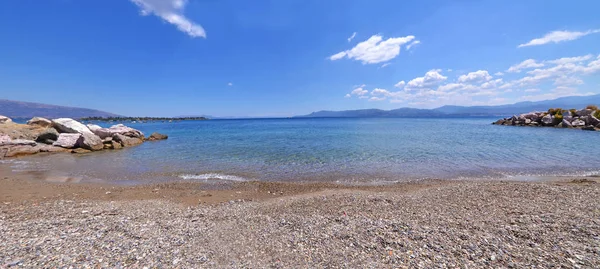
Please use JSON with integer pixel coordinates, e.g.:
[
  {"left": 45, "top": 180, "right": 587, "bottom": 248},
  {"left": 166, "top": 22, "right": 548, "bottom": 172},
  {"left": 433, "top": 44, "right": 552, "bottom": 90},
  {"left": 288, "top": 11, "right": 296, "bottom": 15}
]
[
  {"left": 571, "top": 119, "right": 586, "bottom": 127},
  {"left": 582, "top": 126, "right": 596, "bottom": 131},
  {"left": 35, "top": 128, "right": 60, "bottom": 144},
  {"left": 541, "top": 114, "right": 554, "bottom": 126},
  {"left": 53, "top": 133, "right": 83, "bottom": 149},
  {"left": 575, "top": 109, "right": 593, "bottom": 117},
  {"left": 113, "top": 134, "right": 143, "bottom": 147},
  {"left": 92, "top": 124, "right": 144, "bottom": 139},
  {"left": 7, "top": 139, "right": 37, "bottom": 146},
  {"left": 147, "top": 132, "right": 168, "bottom": 141},
  {"left": 562, "top": 119, "right": 573, "bottom": 128},
  {"left": 27, "top": 117, "right": 52, "bottom": 128},
  {"left": 0, "top": 115, "right": 12, "bottom": 124},
  {"left": 78, "top": 133, "right": 104, "bottom": 151},
  {"left": 589, "top": 115, "right": 600, "bottom": 126}
]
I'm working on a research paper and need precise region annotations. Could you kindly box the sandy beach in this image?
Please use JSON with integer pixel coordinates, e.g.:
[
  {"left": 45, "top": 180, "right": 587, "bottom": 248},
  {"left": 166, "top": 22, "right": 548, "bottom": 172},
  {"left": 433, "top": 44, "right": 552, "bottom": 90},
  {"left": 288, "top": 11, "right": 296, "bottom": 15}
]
[{"left": 1, "top": 172, "right": 599, "bottom": 268}]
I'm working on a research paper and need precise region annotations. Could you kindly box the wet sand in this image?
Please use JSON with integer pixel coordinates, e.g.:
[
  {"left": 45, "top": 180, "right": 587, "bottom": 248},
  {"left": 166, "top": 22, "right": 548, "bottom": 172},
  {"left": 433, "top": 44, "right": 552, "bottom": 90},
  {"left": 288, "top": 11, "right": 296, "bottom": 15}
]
[{"left": 1, "top": 170, "right": 599, "bottom": 267}]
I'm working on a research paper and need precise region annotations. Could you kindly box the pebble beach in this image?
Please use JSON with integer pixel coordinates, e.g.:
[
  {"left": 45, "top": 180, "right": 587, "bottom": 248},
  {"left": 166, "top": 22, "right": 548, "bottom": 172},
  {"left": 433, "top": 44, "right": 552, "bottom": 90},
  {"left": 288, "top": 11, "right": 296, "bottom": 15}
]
[{"left": 1, "top": 175, "right": 599, "bottom": 268}]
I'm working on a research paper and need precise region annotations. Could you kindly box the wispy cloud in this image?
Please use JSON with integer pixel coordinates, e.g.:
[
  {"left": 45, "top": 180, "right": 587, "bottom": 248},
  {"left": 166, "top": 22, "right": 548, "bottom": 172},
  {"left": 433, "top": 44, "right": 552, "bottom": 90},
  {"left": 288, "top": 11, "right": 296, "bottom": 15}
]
[
  {"left": 329, "top": 34, "right": 416, "bottom": 64},
  {"left": 406, "top": 40, "right": 421, "bottom": 50},
  {"left": 130, "top": 0, "right": 206, "bottom": 38},
  {"left": 507, "top": 59, "right": 544, "bottom": 73},
  {"left": 228, "top": 82, "right": 233, "bottom": 86},
  {"left": 347, "top": 32, "right": 357, "bottom": 42},
  {"left": 518, "top": 29, "right": 600, "bottom": 48}
]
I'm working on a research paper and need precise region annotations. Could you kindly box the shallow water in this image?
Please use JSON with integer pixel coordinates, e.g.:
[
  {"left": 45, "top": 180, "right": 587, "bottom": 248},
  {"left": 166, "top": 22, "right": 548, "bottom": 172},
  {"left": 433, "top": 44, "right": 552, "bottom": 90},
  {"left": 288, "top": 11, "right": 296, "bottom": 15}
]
[{"left": 3, "top": 118, "right": 600, "bottom": 184}]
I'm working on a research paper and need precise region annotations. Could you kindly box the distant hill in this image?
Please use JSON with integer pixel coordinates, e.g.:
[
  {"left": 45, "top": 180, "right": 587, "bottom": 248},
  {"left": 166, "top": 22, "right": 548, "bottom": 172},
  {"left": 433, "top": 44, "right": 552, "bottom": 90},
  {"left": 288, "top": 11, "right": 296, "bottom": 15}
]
[
  {"left": 301, "top": 108, "right": 445, "bottom": 118},
  {"left": 0, "top": 99, "right": 121, "bottom": 119},
  {"left": 299, "top": 94, "right": 600, "bottom": 118}
]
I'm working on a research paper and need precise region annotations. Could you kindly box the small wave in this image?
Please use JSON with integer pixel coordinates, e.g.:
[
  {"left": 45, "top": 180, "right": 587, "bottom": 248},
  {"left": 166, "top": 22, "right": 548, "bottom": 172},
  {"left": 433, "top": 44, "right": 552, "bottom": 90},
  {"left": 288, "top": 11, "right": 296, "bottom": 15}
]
[{"left": 179, "top": 173, "right": 247, "bottom": 182}]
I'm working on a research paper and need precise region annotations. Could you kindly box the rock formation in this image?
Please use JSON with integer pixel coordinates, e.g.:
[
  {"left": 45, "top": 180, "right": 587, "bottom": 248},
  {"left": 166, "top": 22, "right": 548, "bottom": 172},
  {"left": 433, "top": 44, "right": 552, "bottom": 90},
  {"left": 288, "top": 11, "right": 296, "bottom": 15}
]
[
  {"left": 0, "top": 116, "right": 167, "bottom": 159},
  {"left": 493, "top": 106, "right": 600, "bottom": 131}
]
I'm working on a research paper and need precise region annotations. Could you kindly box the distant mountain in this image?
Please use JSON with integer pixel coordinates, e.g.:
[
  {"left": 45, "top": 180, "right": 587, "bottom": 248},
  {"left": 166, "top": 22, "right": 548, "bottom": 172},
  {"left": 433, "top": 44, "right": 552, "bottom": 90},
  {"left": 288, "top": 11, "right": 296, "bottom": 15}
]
[
  {"left": 433, "top": 94, "right": 600, "bottom": 116},
  {"left": 301, "top": 108, "right": 445, "bottom": 118},
  {"left": 0, "top": 99, "right": 121, "bottom": 119},
  {"left": 299, "top": 94, "right": 600, "bottom": 118}
]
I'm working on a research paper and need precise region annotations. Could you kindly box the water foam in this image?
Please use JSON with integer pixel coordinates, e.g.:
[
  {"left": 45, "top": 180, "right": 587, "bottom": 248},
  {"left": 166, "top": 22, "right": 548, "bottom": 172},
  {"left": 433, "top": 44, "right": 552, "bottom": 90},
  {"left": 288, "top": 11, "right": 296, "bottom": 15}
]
[{"left": 179, "top": 173, "right": 247, "bottom": 182}]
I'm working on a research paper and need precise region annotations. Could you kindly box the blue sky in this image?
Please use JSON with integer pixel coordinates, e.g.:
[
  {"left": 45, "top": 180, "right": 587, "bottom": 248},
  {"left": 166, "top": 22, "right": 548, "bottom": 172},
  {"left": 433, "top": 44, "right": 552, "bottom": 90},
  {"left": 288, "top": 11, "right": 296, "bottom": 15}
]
[{"left": 1, "top": 0, "right": 599, "bottom": 117}]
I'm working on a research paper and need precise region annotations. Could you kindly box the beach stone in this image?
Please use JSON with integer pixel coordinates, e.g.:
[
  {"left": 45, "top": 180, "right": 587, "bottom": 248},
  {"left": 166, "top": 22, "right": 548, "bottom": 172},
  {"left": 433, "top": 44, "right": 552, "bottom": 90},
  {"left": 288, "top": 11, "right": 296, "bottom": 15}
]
[
  {"left": 78, "top": 133, "right": 104, "bottom": 151},
  {"left": 4, "top": 145, "right": 41, "bottom": 157},
  {"left": 571, "top": 119, "right": 585, "bottom": 127},
  {"left": 541, "top": 114, "right": 554, "bottom": 126},
  {"left": 562, "top": 119, "right": 573, "bottom": 128},
  {"left": 52, "top": 118, "right": 94, "bottom": 135},
  {"left": 92, "top": 124, "right": 144, "bottom": 139},
  {"left": 7, "top": 139, "right": 37, "bottom": 146},
  {"left": 71, "top": 148, "right": 92, "bottom": 154},
  {"left": 35, "top": 128, "right": 60, "bottom": 144},
  {"left": 525, "top": 119, "right": 532, "bottom": 124},
  {"left": 493, "top": 119, "right": 505, "bottom": 125},
  {"left": 53, "top": 133, "right": 83, "bottom": 149},
  {"left": 582, "top": 126, "right": 595, "bottom": 131},
  {"left": 575, "top": 109, "right": 593, "bottom": 116},
  {"left": 0, "top": 115, "right": 12, "bottom": 124},
  {"left": 147, "top": 132, "right": 168, "bottom": 141},
  {"left": 113, "top": 134, "right": 143, "bottom": 147},
  {"left": 588, "top": 115, "right": 600, "bottom": 126},
  {"left": 27, "top": 117, "right": 52, "bottom": 128},
  {"left": 37, "top": 144, "right": 70, "bottom": 153},
  {"left": 0, "top": 134, "right": 11, "bottom": 145}
]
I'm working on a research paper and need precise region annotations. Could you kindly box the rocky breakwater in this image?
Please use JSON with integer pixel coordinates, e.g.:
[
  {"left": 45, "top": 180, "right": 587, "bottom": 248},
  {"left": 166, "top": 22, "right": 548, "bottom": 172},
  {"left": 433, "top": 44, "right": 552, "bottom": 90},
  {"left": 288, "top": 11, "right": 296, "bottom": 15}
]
[
  {"left": 493, "top": 105, "right": 600, "bottom": 131},
  {"left": 0, "top": 116, "right": 167, "bottom": 158}
]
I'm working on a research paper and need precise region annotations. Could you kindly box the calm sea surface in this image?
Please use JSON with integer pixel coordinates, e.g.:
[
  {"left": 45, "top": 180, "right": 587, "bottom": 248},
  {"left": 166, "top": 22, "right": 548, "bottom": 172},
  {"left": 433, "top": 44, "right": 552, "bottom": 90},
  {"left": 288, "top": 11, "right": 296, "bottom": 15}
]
[{"left": 3, "top": 118, "right": 600, "bottom": 184}]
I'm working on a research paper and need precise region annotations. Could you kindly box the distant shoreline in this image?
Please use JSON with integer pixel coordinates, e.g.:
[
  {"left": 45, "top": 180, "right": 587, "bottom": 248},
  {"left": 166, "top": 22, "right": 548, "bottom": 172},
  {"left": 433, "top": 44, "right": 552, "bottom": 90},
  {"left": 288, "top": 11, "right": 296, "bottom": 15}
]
[{"left": 79, "top": 116, "right": 209, "bottom": 122}]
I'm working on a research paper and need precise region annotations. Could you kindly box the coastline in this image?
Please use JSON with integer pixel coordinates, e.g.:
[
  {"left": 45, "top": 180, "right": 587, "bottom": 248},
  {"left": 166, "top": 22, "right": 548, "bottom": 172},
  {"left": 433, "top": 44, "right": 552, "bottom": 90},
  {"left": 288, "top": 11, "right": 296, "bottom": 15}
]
[{"left": 1, "top": 174, "right": 599, "bottom": 267}]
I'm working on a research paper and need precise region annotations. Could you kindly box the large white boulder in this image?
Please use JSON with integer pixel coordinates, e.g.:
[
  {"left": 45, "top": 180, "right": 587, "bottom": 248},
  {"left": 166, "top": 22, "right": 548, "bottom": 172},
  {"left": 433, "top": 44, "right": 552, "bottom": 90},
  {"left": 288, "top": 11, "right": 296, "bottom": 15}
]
[
  {"left": 52, "top": 118, "right": 103, "bottom": 150},
  {"left": 52, "top": 118, "right": 94, "bottom": 135}
]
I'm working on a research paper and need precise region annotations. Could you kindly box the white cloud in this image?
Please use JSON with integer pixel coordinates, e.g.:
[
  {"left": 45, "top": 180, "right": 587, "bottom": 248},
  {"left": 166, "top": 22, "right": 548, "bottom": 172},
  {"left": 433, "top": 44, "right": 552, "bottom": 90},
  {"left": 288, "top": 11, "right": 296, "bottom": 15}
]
[
  {"left": 328, "top": 34, "right": 416, "bottom": 64},
  {"left": 394, "top": 80, "right": 405, "bottom": 88},
  {"left": 457, "top": 70, "right": 492, "bottom": 83},
  {"left": 518, "top": 29, "right": 600, "bottom": 48},
  {"left": 554, "top": 76, "right": 583, "bottom": 86},
  {"left": 494, "top": 72, "right": 504, "bottom": 76},
  {"left": 130, "top": 0, "right": 206, "bottom": 38},
  {"left": 227, "top": 82, "right": 233, "bottom": 86},
  {"left": 369, "top": 96, "right": 386, "bottom": 101},
  {"left": 344, "top": 94, "right": 351, "bottom": 98},
  {"left": 380, "top": 63, "right": 391, "bottom": 68},
  {"left": 518, "top": 87, "right": 594, "bottom": 102},
  {"left": 406, "top": 40, "right": 421, "bottom": 50},
  {"left": 405, "top": 69, "right": 447, "bottom": 91},
  {"left": 329, "top": 51, "right": 347, "bottom": 61},
  {"left": 546, "top": 54, "right": 593, "bottom": 65},
  {"left": 350, "top": 86, "right": 368, "bottom": 96},
  {"left": 524, "top": 88, "right": 540, "bottom": 93},
  {"left": 347, "top": 32, "right": 357, "bottom": 42},
  {"left": 358, "top": 96, "right": 369, "bottom": 99},
  {"left": 507, "top": 59, "right": 544, "bottom": 73}
]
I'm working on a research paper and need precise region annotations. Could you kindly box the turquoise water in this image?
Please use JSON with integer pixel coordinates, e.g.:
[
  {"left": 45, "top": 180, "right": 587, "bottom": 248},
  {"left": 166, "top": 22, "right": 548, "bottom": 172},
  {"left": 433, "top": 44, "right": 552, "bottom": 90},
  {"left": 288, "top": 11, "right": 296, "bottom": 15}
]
[{"left": 4, "top": 118, "right": 600, "bottom": 184}]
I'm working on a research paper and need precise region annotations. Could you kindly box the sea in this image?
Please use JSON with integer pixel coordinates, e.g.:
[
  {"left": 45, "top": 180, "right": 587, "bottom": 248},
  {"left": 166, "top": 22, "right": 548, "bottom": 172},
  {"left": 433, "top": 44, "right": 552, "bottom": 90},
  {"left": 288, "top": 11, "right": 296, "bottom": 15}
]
[{"left": 2, "top": 117, "right": 600, "bottom": 184}]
